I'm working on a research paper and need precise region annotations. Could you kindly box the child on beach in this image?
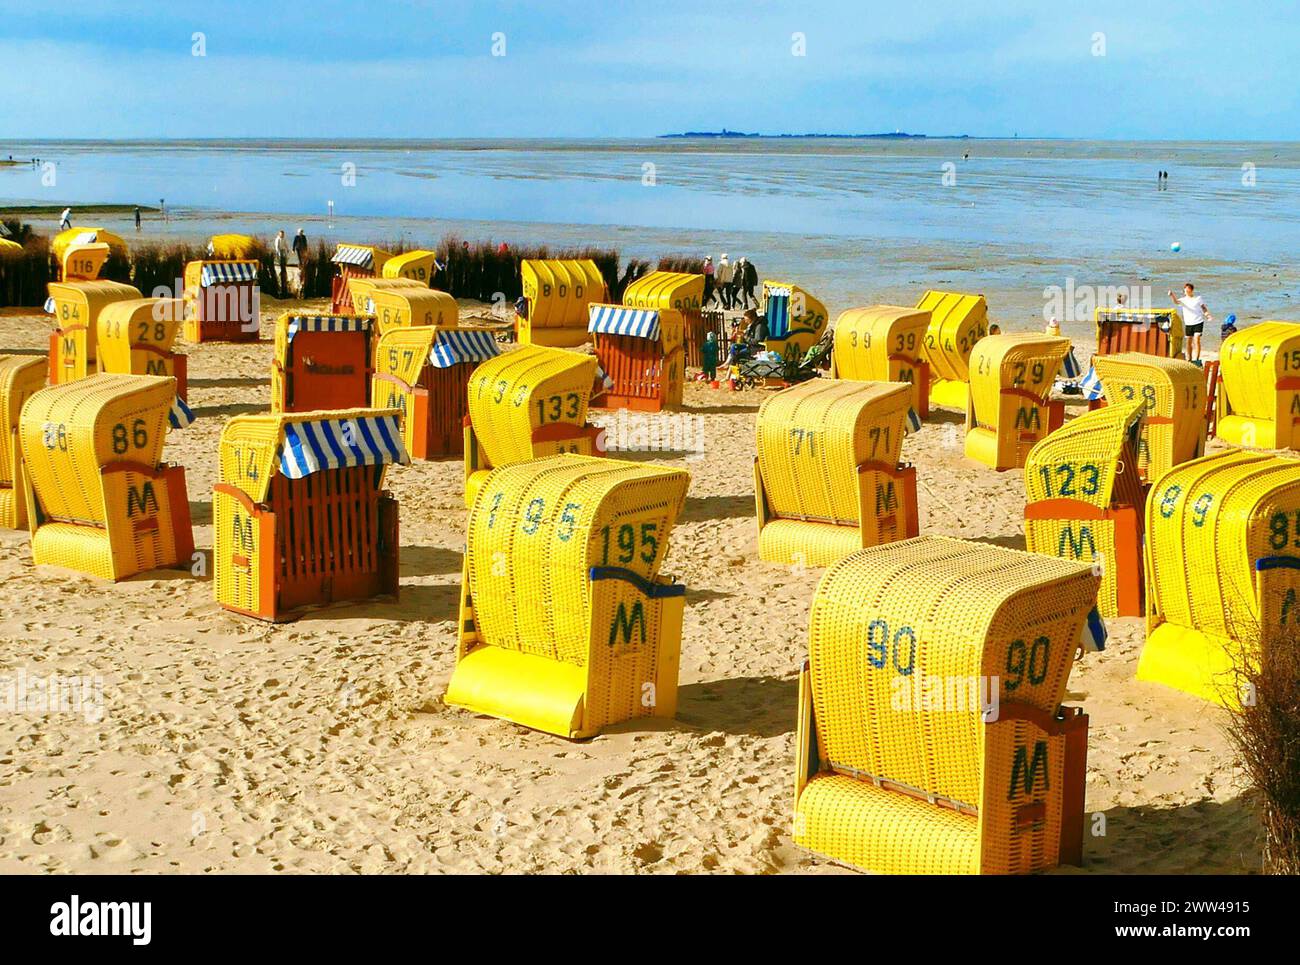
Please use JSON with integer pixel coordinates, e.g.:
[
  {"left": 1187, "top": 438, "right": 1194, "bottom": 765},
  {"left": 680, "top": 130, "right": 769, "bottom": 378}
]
[{"left": 701, "top": 331, "right": 719, "bottom": 382}]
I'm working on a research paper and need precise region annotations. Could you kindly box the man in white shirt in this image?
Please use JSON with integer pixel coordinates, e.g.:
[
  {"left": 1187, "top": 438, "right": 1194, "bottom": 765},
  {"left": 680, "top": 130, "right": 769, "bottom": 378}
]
[
  {"left": 58, "top": 207, "right": 71, "bottom": 230},
  {"left": 1169, "top": 282, "right": 1211, "bottom": 362},
  {"left": 715, "top": 254, "right": 733, "bottom": 309}
]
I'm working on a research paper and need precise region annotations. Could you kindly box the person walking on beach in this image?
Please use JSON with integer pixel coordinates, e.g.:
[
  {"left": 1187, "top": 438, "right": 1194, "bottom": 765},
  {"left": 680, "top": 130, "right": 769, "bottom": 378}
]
[
  {"left": 702, "top": 256, "right": 715, "bottom": 309},
  {"left": 715, "top": 254, "right": 733, "bottom": 309},
  {"left": 1170, "top": 282, "right": 1212, "bottom": 362},
  {"left": 741, "top": 257, "right": 758, "bottom": 310},
  {"left": 134, "top": 206, "right": 141, "bottom": 231},
  {"left": 58, "top": 207, "right": 71, "bottom": 230},
  {"left": 274, "top": 229, "right": 289, "bottom": 297},
  {"left": 292, "top": 228, "right": 308, "bottom": 266}
]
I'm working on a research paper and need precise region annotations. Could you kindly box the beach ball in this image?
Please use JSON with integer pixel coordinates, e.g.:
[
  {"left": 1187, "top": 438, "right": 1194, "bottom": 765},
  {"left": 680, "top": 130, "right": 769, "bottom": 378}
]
[{"left": 1170, "top": 242, "right": 1182, "bottom": 252}]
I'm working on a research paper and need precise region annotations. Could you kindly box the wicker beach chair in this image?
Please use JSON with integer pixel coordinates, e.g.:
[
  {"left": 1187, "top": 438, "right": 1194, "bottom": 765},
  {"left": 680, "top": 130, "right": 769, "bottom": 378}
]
[
  {"left": 1141, "top": 449, "right": 1300, "bottom": 706},
  {"left": 330, "top": 244, "right": 393, "bottom": 314},
  {"left": 754, "top": 379, "right": 919, "bottom": 567},
  {"left": 366, "top": 286, "right": 459, "bottom": 337},
  {"left": 1093, "top": 307, "right": 1183, "bottom": 358},
  {"left": 760, "top": 281, "right": 829, "bottom": 363},
  {"left": 793, "top": 535, "right": 1101, "bottom": 874},
  {"left": 965, "top": 333, "right": 1070, "bottom": 470},
  {"left": 1024, "top": 400, "right": 1147, "bottom": 616},
  {"left": 622, "top": 270, "right": 706, "bottom": 367},
  {"left": 1215, "top": 321, "right": 1300, "bottom": 450},
  {"left": 0, "top": 354, "right": 46, "bottom": 529},
  {"left": 271, "top": 312, "right": 374, "bottom": 414},
  {"left": 372, "top": 325, "right": 500, "bottom": 458},
  {"left": 463, "top": 345, "right": 602, "bottom": 507},
  {"left": 213, "top": 408, "right": 407, "bottom": 621},
  {"left": 1092, "top": 353, "right": 1207, "bottom": 481},
  {"left": 45, "top": 279, "right": 141, "bottom": 385},
  {"left": 446, "top": 453, "right": 690, "bottom": 738},
  {"left": 588, "top": 303, "right": 685, "bottom": 413},
  {"left": 97, "top": 298, "right": 188, "bottom": 400},
  {"left": 831, "top": 305, "right": 931, "bottom": 417},
  {"left": 916, "top": 290, "right": 988, "bottom": 411},
  {"left": 19, "top": 374, "right": 193, "bottom": 580},
  {"left": 182, "top": 260, "right": 260, "bottom": 342},
  {"left": 517, "top": 259, "right": 607, "bottom": 348},
  {"left": 381, "top": 249, "right": 439, "bottom": 284}
]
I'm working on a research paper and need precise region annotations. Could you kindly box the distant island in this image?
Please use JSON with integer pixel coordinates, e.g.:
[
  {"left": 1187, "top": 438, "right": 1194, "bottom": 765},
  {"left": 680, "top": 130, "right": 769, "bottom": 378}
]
[{"left": 659, "top": 130, "right": 971, "bottom": 139}]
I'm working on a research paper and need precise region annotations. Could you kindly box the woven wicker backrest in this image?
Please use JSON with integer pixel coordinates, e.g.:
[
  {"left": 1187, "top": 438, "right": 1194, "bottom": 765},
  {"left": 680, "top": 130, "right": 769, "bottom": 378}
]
[
  {"left": 622, "top": 271, "right": 703, "bottom": 314},
  {"left": 808, "top": 535, "right": 1098, "bottom": 807},
  {"left": 917, "top": 291, "right": 987, "bottom": 383},
  {"left": 369, "top": 287, "right": 458, "bottom": 330},
  {"left": 756, "top": 379, "right": 910, "bottom": 526},
  {"left": 1147, "top": 450, "right": 1300, "bottom": 639},
  {"left": 20, "top": 374, "right": 174, "bottom": 523},
  {"left": 1219, "top": 321, "right": 1300, "bottom": 420},
  {"left": 0, "top": 356, "right": 46, "bottom": 486},
  {"left": 968, "top": 334, "right": 1070, "bottom": 429},
  {"left": 520, "top": 260, "right": 607, "bottom": 331},
  {"left": 1094, "top": 352, "right": 1207, "bottom": 478},
  {"left": 1024, "top": 400, "right": 1145, "bottom": 510},
  {"left": 466, "top": 454, "right": 689, "bottom": 665},
  {"left": 833, "top": 306, "right": 929, "bottom": 382},
  {"left": 97, "top": 298, "right": 184, "bottom": 377},
  {"left": 466, "top": 345, "right": 597, "bottom": 467}
]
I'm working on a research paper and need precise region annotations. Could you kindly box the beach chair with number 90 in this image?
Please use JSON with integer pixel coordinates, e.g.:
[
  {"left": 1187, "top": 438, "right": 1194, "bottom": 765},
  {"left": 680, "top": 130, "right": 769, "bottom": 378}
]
[{"left": 794, "top": 535, "right": 1102, "bottom": 874}]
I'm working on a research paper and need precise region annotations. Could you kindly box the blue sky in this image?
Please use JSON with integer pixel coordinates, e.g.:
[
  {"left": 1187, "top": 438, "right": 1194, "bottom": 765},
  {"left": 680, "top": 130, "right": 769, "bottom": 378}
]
[{"left": 1, "top": 0, "right": 1296, "bottom": 140}]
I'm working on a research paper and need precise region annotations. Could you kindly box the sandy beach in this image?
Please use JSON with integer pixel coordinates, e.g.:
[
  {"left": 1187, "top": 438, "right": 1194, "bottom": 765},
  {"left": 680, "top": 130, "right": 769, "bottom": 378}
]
[{"left": 0, "top": 296, "right": 1263, "bottom": 875}]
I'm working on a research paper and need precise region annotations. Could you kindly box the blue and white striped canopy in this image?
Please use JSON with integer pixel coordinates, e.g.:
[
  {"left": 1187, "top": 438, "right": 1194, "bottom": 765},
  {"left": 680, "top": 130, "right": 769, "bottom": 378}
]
[
  {"left": 168, "top": 396, "right": 195, "bottom": 430},
  {"left": 430, "top": 329, "right": 501, "bottom": 369},
  {"left": 1061, "top": 348, "right": 1083, "bottom": 380},
  {"left": 285, "top": 314, "right": 369, "bottom": 343},
  {"left": 905, "top": 408, "right": 923, "bottom": 434},
  {"left": 43, "top": 296, "right": 56, "bottom": 314},
  {"left": 332, "top": 245, "right": 374, "bottom": 268},
  {"left": 1078, "top": 365, "right": 1105, "bottom": 401},
  {"left": 588, "top": 305, "right": 660, "bottom": 341},
  {"left": 278, "top": 414, "right": 409, "bottom": 479},
  {"left": 200, "top": 261, "right": 258, "bottom": 287}
]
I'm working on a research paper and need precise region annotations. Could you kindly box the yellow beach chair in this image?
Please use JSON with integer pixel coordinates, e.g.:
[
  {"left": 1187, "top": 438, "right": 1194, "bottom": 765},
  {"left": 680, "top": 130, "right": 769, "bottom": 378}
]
[
  {"left": 381, "top": 249, "right": 439, "bottom": 284},
  {"left": 446, "top": 453, "right": 690, "bottom": 739},
  {"left": 0, "top": 354, "right": 46, "bottom": 529},
  {"left": 588, "top": 303, "right": 685, "bottom": 412},
  {"left": 97, "top": 298, "right": 188, "bottom": 400},
  {"left": 213, "top": 408, "right": 407, "bottom": 621},
  {"left": 832, "top": 305, "right": 931, "bottom": 417},
  {"left": 761, "top": 281, "right": 829, "bottom": 362},
  {"left": 1024, "top": 400, "right": 1147, "bottom": 616},
  {"left": 271, "top": 312, "right": 374, "bottom": 414},
  {"left": 182, "top": 259, "right": 260, "bottom": 342},
  {"left": 19, "top": 374, "right": 194, "bottom": 580},
  {"left": 367, "top": 286, "right": 459, "bottom": 337},
  {"left": 1140, "top": 449, "right": 1300, "bottom": 706},
  {"left": 331, "top": 244, "right": 394, "bottom": 313},
  {"left": 346, "top": 276, "right": 425, "bottom": 321},
  {"left": 1215, "top": 321, "right": 1300, "bottom": 450},
  {"left": 463, "top": 345, "right": 602, "bottom": 507},
  {"left": 754, "top": 379, "right": 919, "bottom": 567},
  {"left": 917, "top": 290, "right": 989, "bottom": 410},
  {"left": 622, "top": 270, "right": 707, "bottom": 368},
  {"left": 793, "top": 535, "right": 1100, "bottom": 874},
  {"left": 45, "top": 280, "right": 141, "bottom": 385},
  {"left": 1092, "top": 353, "right": 1207, "bottom": 482},
  {"left": 517, "top": 259, "right": 608, "bottom": 347},
  {"left": 965, "top": 333, "right": 1070, "bottom": 470},
  {"left": 372, "top": 325, "right": 500, "bottom": 458}
]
